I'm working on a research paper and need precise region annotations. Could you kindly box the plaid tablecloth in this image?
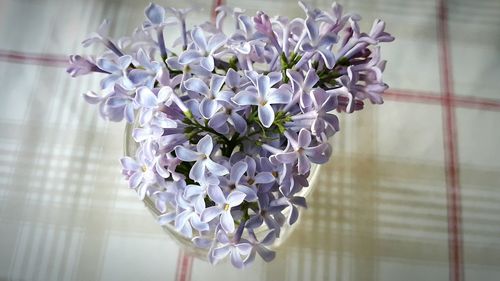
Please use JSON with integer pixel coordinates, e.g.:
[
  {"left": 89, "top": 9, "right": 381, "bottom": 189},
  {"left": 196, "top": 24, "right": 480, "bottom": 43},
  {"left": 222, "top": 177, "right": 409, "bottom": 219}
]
[{"left": 1, "top": 0, "right": 499, "bottom": 280}]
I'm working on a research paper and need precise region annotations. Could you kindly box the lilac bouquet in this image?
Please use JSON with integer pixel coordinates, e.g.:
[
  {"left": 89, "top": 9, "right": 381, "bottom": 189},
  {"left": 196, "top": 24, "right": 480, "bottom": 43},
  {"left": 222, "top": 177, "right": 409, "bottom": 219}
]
[{"left": 68, "top": 1, "right": 393, "bottom": 268}]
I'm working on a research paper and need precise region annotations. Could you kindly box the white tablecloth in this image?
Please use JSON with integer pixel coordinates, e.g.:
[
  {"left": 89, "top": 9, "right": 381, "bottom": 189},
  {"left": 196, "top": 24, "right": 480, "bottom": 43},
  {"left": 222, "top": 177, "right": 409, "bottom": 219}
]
[{"left": 1, "top": 0, "right": 499, "bottom": 280}]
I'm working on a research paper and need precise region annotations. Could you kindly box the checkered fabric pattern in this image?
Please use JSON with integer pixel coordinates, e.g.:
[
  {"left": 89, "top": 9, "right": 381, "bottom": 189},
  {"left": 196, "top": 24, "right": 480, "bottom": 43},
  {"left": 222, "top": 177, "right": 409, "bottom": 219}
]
[{"left": 0, "top": 0, "right": 499, "bottom": 280}]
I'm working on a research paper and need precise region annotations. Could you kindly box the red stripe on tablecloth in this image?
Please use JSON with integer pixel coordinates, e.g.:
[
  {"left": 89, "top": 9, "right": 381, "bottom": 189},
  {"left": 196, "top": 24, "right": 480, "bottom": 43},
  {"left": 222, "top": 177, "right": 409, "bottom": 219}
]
[
  {"left": 437, "top": 0, "right": 464, "bottom": 281},
  {"left": 385, "top": 89, "right": 500, "bottom": 111},
  {"left": 0, "top": 50, "right": 67, "bottom": 67},
  {"left": 175, "top": 251, "right": 193, "bottom": 281}
]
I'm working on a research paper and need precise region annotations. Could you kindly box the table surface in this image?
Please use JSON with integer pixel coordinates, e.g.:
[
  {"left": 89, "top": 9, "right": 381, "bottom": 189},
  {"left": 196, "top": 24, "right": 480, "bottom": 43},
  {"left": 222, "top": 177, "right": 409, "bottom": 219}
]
[{"left": 1, "top": 0, "right": 499, "bottom": 280}]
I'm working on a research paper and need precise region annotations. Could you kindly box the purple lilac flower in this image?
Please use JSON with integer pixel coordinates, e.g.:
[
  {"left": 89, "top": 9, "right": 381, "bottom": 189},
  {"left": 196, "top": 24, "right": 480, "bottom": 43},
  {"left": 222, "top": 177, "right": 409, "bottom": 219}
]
[
  {"left": 232, "top": 72, "right": 292, "bottom": 127},
  {"left": 69, "top": 1, "right": 393, "bottom": 268},
  {"left": 67, "top": 55, "right": 107, "bottom": 77},
  {"left": 276, "top": 129, "right": 331, "bottom": 175},
  {"left": 184, "top": 74, "right": 225, "bottom": 119},
  {"left": 209, "top": 230, "right": 252, "bottom": 268},
  {"left": 174, "top": 134, "right": 229, "bottom": 182},
  {"left": 178, "top": 27, "right": 227, "bottom": 72},
  {"left": 243, "top": 229, "right": 277, "bottom": 265},
  {"left": 201, "top": 186, "right": 246, "bottom": 233}
]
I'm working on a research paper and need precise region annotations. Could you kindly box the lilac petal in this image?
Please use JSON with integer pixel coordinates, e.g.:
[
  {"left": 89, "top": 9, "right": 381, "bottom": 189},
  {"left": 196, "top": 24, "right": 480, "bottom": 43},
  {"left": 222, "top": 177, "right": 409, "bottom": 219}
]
[
  {"left": 235, "top": 185, "right": 257, "bottom": 202},
  {"left": 220, "top": 211, "right": 235, "bottom": 233},
  {"left": 174, "top": 146, "right": 200, "bottom": 162},
  {"left": 184, "top": 78, "right": 209, "bottom": 95},
  {"left": 304, "top": 69, "right": 319, "bottom": 89},
  {"left": 192, "top": 236, "right": 212, "bottom": 248},
  {"left": 230, "top": 250, "right": 244, "bottom": 268},
  {"left": 175, "top": 209, "right": 192, "bottom": 230},
  {"left": 212, "top": 245, "right": 230, "bottom": 259},
  {"left": 237, "top": 243, "right": 252, "bottom": 255},
  {"left": 205, "top": 159, "right": 229, "bottom": 176},
  {"left": 184, "top": 185, "right": 203, "bottom": 199},
  {"left": 208, "top": 112, "right": 229, "bottom": 128},
  {"left": 232, "top": 91, "right": 259, "bottom": 106},
  {"left": 319, "top": 47, "right": 335, "bottom": 69},
  {"left": 230, "top": 161, "right": 247, "bottom": 183},
  {"left": 298, "top": 129, "right": 312, "bottom": 147},
  {"left": 158, "top": 212, "right": 176, "bottom": 225},
  {"left": 128, "top": 69, "right": 150, "bottom": 84},
  {"left": 256, "top": 246, "right": 276, "bottom": 262},
  {"left": 191, "top": 27, "right": 208, "bottom": 51},
  {"left": 256, "top": 75, "right": 270, "bottom": 98},
  {"left": 178, "top": 50, "right": 202, "bottom": 65},
  {"left": 207, "top": 33, "right": 226, "bottom": 52},
  {"left": 210, "top": 74, "right": 225, "bottom": 94},
  {"left": 290, "top": 196, "right": 307, "bottom": 208},
  {"left": 244, "top": 250, "right": 256, "bottom": 266},
  {"left": 145, "top": 3, "right": 165, "bottom": 25},
  {"left": 275, "top": 152, "right": 298, "bottom": 163},
  {"left": 230, "top": 112, "right": 247, "bottom": 134},
  {"left": 319, "top": 34, "right": 337, "bottom": 47},
  {"left": 216, "top": 230, "right": 230, "bottom": 244},
  {"left": 261, "top": 230, "right": 277, "bottom": 244},
  {"left": 286, "top": 69, "right": 304, "bottom": 86},
  {"left": 207, "top": 185, "right": 226, "bottom": 205},
  {"left": 135, "top": 87, "right": 157, "bottom": 107},
  {"left": 301, "top": 42, "right": 315, "bottom": 52},
  {"left": 227, "top": 191, "right": 246, "bottom": 206},
  {"left": 254, "top": 172, "right": 274, "bottom": 184},
  {"left": 200, "top": 56, "right": 215, "bottom": 71},
  {"left": 196, "top": 134, "right": 213, "bottom": 156},
  {"left": 267, "top": 88, "right": 292, "bottom": 104},
  {"left": 189, "top": 160, "right": 205, "bottom": 181},
  {"left": 96, "top": 58, "right": 120, "bottom": 73},
  {"left": 120, "top": 157, "right": 140, "bottom": 171},
  {"left": 268, "top": 72, "right": 282, "bottom": 87},
  {"left": 289, "top": 205, "right": 299, "bottom": 225},
  {"left": 201, "top": 206, "right": 222, "bottom": 222},
  {"left": 225, "top": 69, "right": 240, "bottom": 88},
  {"left": 191, "top": 215, "right": 209, "bottom": 232},
  {"left": 124, "top": 103, "right": 135, "bottom": 123},
  {"left": 258, "top": 103, "right": 274, "bottom": 128},
  {"left": 199, "top": 98, "right": 218, "bottom": 119},
  {"left": 245, "top": 215, "right": 263, "bottom": 229},
  {"left": 297, "top": 153, "right": 311, "bottom": 175},
  {"left": 128, "top": 172, "right": 143, "bottom": 188},
  {"left": 179, "top": 223, "right": 192, "bottom": 238},
  {"left": 305, "top": 18, "right": 319, "bottom": 41},
  {"left": 166, "top": 57, "right": 183, "bottom": 70},
  {"left": 304, "top": 143, "right": 331, "bottom": 164}
]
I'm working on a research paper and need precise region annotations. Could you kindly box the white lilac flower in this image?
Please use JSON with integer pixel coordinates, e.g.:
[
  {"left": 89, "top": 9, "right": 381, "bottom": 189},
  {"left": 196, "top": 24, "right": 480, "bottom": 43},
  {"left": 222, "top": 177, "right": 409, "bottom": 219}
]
[
  {"left": 128, "top": 49, "right": 162, "bottom": 88},
  {"left": 67, "top": 55, "right": 107, "bottom": 77},
  {"left": 232, "top": 72, "right": 292, "bottom": 127},
  {"left": 243, "top": 229, "right": 277, "bottom": 266},
  {"left": 120, "top": 148, "right": 161, "bottom": 199},
  {"left": 201, "top": 186, "right": 246, "bottom": 233},
  {"left": 178, "top": 27, "right": 227, "bottom": 72},
  {"left": 209, "top": 229, "right": 252, "bottom": 268},
  {"left": 286, "top": 68, "right": 319, "bottom": 108},
  {"left": 174, "top": 134, "right": 229, "bottom": 182},
  {"left": 69, "top": 1, "right": 393, "bottom": 268},
  {"left": 219, "top": 161, "right": 257, "bottom": 201},
  {"left": 184, "top": 74, "right": 225, "bottom": 119},
  {"left": 299, "top": 17, "right": 337, "bottom": 69},
  {"left": 96, "top": 55, "right": 134, "bottom": 90},
  {"left": 276, "top": 129, "right": 331, "bottom": 174}
]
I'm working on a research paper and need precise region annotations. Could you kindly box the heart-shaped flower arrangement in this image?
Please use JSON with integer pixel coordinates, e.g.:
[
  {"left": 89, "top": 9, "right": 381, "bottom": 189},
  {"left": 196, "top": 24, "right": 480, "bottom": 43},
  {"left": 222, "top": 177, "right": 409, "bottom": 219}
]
[{"left": 67, "top": 1, "right": 394, "bottom": 268}]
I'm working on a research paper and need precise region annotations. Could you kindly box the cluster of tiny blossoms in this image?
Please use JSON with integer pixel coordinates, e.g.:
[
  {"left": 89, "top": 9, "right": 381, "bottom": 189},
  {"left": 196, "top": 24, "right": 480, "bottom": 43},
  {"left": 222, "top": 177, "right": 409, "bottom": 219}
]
[{"left": 68, "top": 1, "right": 393, "bottom": 268}]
